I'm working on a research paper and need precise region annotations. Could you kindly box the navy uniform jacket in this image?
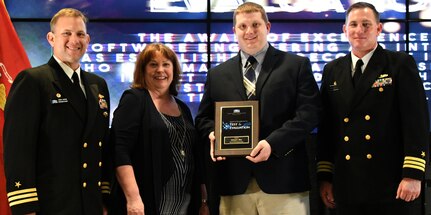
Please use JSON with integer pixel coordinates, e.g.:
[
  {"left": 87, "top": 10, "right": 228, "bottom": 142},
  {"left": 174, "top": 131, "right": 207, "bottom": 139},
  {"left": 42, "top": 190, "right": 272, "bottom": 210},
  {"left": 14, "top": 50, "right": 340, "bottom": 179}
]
[
  {"left": 195, "top": 44, "right": 321, "bottom": 196},
  {"left": 317, "top": 45, "right": 429, "bottom": 205},
  {"left": 4, "top": 57, "right": 111, "bottom": 215}
]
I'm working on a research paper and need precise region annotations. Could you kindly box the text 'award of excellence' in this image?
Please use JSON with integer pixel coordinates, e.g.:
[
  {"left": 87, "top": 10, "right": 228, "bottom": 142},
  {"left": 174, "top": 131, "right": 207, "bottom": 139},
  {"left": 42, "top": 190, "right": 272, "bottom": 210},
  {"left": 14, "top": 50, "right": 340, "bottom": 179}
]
[{"left": 214, "top": 101, "right": 259, "bottom": 156}]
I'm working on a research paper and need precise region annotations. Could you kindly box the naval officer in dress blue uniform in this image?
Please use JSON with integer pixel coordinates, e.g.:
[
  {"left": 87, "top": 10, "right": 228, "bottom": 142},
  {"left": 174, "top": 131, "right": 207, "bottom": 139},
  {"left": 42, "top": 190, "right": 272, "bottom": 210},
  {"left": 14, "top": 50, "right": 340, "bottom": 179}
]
[
  {"left": 4, "top": 8, "right": 111, "bottom": 215},
  {"left": 317, "top": 2, "right": 429, "bottom": 215}
]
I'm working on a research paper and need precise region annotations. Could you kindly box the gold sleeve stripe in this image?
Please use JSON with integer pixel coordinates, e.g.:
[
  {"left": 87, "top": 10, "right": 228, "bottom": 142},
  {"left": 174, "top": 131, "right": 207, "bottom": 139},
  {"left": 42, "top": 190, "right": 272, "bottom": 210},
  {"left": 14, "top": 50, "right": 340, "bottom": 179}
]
[
  {"left": 8, "top": 192, "right": 37, "bottom": 202},
  {"left": 317, "top": 168, "right": 333, "bottom": 173},
  {"left": 317, "top": 161, "right": 334, "bottom": 173},
  {"left": 101, "top": 186, "right": 110, "bottom": 190},
  {"left": 317, "top": 166, "right": 332, "bottom": 169},
  {"left": 101, "top": 182, "right": 110, "bottom": 186},
  {"left": 403, "top": 164, "right": 425, "bottom": 172},
  {"left": 9, "top": 197, "right": 38, "bottom": 207},
  {"left": 7, "top": 188, "right": 37, "bottom": 197},
  {"left": 404, "top": 156, "right": 426, "bottom": 164},
  {"left": 7, "top": 188, "right": 38, "bottom": 207},
  {"left": 317, "top": 161, "right": 333, "bottom": 165},
  {"left": 318, "top": 164, "right": 333, "bottom": 168},
  {"left": 101, "top": 190, "right": 111, "bottom": 194},
  {"left": 404, "top": 160, "right": 426, "bottom": 168}
]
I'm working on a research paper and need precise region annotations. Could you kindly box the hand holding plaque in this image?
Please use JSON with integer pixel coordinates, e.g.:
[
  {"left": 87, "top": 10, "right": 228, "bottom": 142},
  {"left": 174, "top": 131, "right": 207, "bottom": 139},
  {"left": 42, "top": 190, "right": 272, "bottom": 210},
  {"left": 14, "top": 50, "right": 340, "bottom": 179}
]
[{"left": 214, "top": 101, "right": 259, "bottom": 156}]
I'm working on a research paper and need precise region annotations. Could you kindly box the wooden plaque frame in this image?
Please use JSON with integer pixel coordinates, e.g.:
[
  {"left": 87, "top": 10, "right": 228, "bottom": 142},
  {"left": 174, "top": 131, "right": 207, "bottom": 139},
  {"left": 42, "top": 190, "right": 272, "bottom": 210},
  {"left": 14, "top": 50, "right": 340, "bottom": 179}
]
[{"left": 214, "top": 101, "right": 259, "bottom": 156}]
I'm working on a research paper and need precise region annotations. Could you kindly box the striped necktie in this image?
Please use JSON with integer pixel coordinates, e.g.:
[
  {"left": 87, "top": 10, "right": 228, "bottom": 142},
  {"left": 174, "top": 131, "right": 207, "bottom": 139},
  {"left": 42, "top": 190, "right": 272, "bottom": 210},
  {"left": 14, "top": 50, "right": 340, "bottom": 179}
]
[{"left": 244, "top": 56, "right": 257, "bottom": 99}]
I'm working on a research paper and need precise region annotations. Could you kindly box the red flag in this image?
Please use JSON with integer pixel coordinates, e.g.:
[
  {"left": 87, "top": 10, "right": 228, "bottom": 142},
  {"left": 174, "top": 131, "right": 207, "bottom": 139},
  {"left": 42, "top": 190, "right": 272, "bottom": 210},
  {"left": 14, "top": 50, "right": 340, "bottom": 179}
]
[{"left": 0, "top": 1, "right": 31, "bottom": 214}]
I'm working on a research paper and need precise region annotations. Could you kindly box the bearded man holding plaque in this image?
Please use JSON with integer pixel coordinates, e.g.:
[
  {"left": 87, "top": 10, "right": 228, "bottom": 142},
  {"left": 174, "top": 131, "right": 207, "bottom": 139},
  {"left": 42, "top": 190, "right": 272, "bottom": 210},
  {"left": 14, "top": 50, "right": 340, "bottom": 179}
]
[{"left": 195, "top": 2, "right": 321, "bottom": 215}]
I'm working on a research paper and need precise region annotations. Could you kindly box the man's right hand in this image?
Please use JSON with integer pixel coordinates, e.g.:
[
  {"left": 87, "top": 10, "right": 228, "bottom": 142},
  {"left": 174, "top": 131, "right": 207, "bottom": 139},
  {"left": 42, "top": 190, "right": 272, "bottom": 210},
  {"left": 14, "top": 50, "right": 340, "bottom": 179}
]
[
  {"left": 209, "top": 131, "right": 226, "bottom": 162},
  {"left": 320, "top": 181, "right": 336, "bottom": 209}
]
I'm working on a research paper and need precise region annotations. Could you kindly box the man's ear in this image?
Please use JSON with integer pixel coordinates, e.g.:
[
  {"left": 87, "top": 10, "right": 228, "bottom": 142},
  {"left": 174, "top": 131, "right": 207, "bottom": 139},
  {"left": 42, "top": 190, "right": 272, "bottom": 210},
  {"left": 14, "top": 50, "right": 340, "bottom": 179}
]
[
  {"left": 377, "top": 23, "right": 383, "bottom": 34},
  {"left": 46, "top": 32, "right": 55, "bottom": 47},
  {"left": 86, "top": 34, "right": 91, "bottom": 44}
]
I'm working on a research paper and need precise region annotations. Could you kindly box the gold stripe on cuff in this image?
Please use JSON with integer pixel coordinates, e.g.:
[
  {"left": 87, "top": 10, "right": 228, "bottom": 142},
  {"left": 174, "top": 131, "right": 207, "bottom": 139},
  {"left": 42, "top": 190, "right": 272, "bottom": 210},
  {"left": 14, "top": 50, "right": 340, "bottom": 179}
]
[
  {"left": 9, "top": 197, "right": 38, "bottom": 207},
  {"left": 403, "top": 164, "right": 425, "bottom": 172},
  {"left": 404, "top": 156, "right": 426, "bottom": 164},
  {"left": 7, "top": 188, "right": 37, "bottom": 197},
  {"left": 8, "top": 192, "right": 38, "bottom": 202}
]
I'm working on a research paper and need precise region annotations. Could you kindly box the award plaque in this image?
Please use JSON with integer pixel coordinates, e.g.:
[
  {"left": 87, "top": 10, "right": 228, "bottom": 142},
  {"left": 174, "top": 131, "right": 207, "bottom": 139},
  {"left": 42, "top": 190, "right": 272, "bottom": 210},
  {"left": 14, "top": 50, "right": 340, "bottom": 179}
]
[{"left": 214, "top": 101, "right": 259, "bottom": 156}]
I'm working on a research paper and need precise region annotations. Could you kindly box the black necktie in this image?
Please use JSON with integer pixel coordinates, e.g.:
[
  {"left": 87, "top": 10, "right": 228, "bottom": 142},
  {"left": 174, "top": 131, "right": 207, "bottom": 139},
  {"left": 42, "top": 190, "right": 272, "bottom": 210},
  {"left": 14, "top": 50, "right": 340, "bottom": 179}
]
[
  {"left": 243, "top": 56, "right": 257, "bottom": 99},
  {"left": 71, "top": 72, "right": 87, "bottom": 121},
  {"left": 72, "top": 72, "right": 80, "bottom": 88},
  {"left": 353, "top": 59, "right": 363, "bottom": 88},
  {"left": 72, "top": 72, "right": 85, "bottom": 98}
]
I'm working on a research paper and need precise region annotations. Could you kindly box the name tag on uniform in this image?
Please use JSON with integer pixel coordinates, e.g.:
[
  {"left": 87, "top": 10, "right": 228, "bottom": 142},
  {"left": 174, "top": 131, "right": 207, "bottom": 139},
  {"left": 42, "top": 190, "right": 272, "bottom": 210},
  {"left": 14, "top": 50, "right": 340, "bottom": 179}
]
[
  {"left": 51, "top": 93, "right": 68, "bottom": 104},
  {"left": 51, "top": 98, "right": 68, "bottom": 104}
]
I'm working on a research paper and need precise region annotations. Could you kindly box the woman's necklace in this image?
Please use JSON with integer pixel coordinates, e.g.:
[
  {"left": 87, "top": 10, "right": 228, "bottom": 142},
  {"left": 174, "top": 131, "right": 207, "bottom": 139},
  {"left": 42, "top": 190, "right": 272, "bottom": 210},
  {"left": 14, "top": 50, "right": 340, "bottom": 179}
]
[{"left": 158, "top": 105, "right": 187, "bottom": 158}]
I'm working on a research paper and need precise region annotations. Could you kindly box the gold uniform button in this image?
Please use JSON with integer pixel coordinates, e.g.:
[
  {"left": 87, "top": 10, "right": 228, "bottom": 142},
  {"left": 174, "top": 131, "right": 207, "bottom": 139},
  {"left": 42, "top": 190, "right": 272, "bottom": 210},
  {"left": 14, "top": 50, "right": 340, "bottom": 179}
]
[
  {"left": 344, "top": 136, "right": 349, "bottom": 142},
  {"left": 379, "top": 87, "right": 384, "bottom": 92},
  {"left": 56, "top": 93, "right": 61, "bottom": 98},
  {"left": 83, "top": 163, "right": 87, "bottom": 168},
  {"left": 83, "top": 143, "right": 88, "bottom": 148},
  {"left": 83, "top": 182, "right": 87, "bottom": 188},
  {"left": 98, "top": 181, "right": 101, "bottom": 187},
  {"left": 365, "top": 135, "right": 371, "bottom": 140},
  {"left": 365, "top": 115, "right": 371, "bottom": 121},
  {"left": 343, "top": 117, "right": 349, "bottom": 123},
  {"left": 99, "top": 162, "right": 102, "bottom": 167},
  {"left": 99, "top": 141, "right": 102, "bottom": 147},
  {"left": 345, "top": 155, "right": 351, "bottom": 160},
  {"left": 366, "top": 154, "right": 372, "bottom": 159},
  {"left": 103, "top": 111, "right": 108, "bottom": 117}
]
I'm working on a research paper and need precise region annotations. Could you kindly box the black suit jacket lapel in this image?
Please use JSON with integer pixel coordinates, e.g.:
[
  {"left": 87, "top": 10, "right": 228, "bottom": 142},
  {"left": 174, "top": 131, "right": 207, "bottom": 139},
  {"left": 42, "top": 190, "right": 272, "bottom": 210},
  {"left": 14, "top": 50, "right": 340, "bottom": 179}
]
[
  {"left": 48, "top": 57, "right": 87, "bottom": 121},
  {"left": 350, "top": 45, "right": 386, "bottom": 111},
  {"left": 226, "top": 54, "right": 247, "bottom": 100},
  {"left": 256, "top": 45, "right": 278, "bottom": 98}
]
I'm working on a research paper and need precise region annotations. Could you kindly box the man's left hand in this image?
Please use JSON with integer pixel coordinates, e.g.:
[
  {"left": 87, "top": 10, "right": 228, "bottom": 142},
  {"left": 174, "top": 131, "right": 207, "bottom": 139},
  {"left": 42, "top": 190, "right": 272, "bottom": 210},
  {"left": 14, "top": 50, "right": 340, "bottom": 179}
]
[
  {"left": 396, "top": 178, "right": 421, "bottom": 202},
  {"left": 246, "top": 140, "right": 271, "bottom": 163}
]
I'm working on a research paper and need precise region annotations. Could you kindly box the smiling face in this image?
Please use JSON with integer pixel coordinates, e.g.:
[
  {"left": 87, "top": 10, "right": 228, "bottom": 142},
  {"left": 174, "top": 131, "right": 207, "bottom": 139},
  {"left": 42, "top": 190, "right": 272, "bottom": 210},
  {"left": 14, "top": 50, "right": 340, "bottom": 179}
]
[
  {"left": 47, "top": 16, "right": 90, "bottom": 70},
  {"left": 343, "top": 7, "right": 382, "bottom": 58},
  {"left": 233, "top": 11, "right": 270, "bottom": 56},
  {"left": 144, "top": 51, "right": 174, "bottom": 93}
]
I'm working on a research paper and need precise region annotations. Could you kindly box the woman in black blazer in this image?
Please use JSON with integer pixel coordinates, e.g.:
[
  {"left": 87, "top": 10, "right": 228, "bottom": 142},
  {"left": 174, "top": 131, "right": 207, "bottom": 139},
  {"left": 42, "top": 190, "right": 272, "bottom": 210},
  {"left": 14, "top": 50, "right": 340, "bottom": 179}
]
[{"left": 109, "top": 43, "right": 209, "bottom": 215}]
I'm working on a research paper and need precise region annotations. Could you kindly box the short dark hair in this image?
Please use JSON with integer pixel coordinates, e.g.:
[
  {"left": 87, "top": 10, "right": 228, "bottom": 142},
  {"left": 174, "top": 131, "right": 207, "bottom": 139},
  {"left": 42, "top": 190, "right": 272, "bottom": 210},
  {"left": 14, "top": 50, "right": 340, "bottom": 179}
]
[
  {"left": 132, "top": 43, "right": 181, "bottom": 96},
  {"left": 346, "top": 2, "right": 380, "bottom": 23}
]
